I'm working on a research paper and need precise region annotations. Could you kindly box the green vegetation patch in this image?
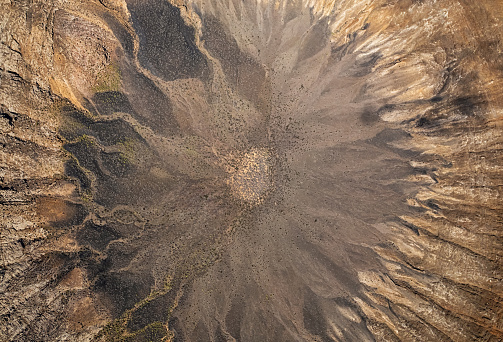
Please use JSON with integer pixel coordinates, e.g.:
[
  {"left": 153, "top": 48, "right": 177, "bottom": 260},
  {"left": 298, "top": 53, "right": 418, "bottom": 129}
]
[
  {"left": 95, "top": 278, "right": 173, "bottom": 342},
  {"left": 93, "top": 63, "right": 122, "bottom": 93}
]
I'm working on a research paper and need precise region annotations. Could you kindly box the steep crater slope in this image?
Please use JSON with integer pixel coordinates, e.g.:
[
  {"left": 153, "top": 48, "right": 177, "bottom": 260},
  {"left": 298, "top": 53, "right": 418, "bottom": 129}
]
[{"left": 0, "top": 0, "right": 502, "bottom": 341}]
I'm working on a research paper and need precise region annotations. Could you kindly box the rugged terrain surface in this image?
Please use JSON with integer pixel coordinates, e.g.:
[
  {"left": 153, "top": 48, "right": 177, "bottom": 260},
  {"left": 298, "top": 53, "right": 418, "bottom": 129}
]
[{"left": 1, "top": 0, "right": 502, "bottom": 341}]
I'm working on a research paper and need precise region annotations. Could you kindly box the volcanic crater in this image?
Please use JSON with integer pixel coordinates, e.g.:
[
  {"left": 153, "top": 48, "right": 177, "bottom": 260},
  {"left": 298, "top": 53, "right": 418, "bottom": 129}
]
[{"left": 1, "top": 0, "right": 502, "bottom": 341}]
